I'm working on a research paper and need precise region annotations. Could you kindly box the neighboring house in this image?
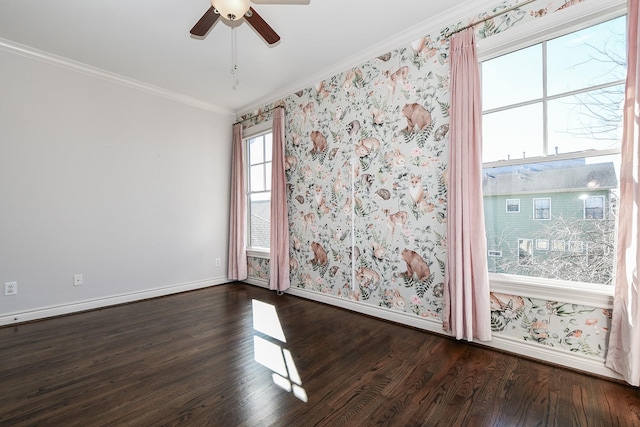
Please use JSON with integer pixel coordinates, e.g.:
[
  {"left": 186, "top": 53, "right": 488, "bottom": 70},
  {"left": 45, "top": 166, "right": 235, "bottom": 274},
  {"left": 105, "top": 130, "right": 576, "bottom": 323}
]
[
  {"left": 483, "top": 160, "right": 618, "bottom": 284},
  {"left": 250, "top": 200, "right": 271, "bottom": 249}
]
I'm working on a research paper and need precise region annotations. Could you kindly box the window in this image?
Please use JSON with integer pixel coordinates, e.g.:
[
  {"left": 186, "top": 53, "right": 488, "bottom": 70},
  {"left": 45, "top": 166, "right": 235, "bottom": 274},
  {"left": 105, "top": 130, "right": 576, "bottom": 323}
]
[
  {"left": 533, "top": 198, "right": 550, "bottom": 220},
  {"left": 518, "top": 239, "right": 533, "bottom": 265},
  {"left": 481, "top": 9, "right": 625, "bottom": 287},
  {"left": 584, "top": 195, "right": 605, "bottom": 219},
  {"left": 246, "top": 129, "right": 273, "bottom": 251},
  {"left": 506, "top": 199, "right": 520, "bottom": 213},
  {"left": 568, "top": 241, "right": 585, "bottom": 253},
  {"left": 536, "top": 239, "right": 549, "bottom": 251}
]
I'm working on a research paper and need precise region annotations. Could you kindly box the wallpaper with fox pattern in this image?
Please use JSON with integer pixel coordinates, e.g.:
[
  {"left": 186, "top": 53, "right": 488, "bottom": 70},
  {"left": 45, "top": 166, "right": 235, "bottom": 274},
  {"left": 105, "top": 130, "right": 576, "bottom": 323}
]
[{"left": 242, "top": 0, "right": 612, "bottom": 360}]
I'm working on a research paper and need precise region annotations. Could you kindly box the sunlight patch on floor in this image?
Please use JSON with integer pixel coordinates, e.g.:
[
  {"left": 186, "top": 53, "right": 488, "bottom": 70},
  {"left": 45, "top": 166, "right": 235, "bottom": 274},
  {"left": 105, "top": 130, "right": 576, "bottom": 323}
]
[
  {"left": 252, "top": 299, "right": 308, "bottom": 402},
  {"left": 252, "top": 299, "right": 287, "bottom": 343}
]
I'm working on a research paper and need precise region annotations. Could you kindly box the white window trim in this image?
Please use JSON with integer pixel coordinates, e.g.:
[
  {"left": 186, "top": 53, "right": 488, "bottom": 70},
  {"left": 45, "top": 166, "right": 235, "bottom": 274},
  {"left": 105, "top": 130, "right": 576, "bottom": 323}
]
[
  {"left": 506, "top": 198, "right": 520, "bottom": 213},
  {"left": 568, "top": 240, "right": 586, "bottom": 253},
  {"left": 247, "top": 249, "right": 270, "bottom": 259},
  {"left": 477, "top": 0, "right": 626, "bottom": 62},
  {"left": 244, "top": 120, "right": 272, "bottom": 139},
  {"left": 551, "top": 240, "right": 566, "bottom": 252},
  {"left": 245, "top": 121, "right": 273, "bottom": 255},
  {"left": 535, "top": 239, "right": 549, "bottom": 251},
  {"left": 478, "top": 0, "right": 625, "bottom": 301},
  {"left": 584, "top": 195, "right": 605, "bottom": 220},
  {"left": 533, "top": 198, "right": 551, "bottom": 221},
  {"left": 490, "top": 272, "right": 612, "bottom": 308},
  {"left": 517, "top": 238, "right": 533, "bottom": 265}
]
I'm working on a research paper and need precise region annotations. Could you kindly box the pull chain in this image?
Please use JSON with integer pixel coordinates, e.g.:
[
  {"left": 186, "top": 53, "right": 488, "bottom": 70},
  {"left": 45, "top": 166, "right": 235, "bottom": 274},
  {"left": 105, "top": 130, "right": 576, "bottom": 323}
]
[{"left": 230, "top": 26, "right": 238, "bottom": 74}]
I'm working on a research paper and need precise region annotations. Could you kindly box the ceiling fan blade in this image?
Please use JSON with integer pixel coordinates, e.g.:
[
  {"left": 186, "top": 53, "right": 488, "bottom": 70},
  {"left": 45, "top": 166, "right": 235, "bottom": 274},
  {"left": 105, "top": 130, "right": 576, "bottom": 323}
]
[
  {"left": 245, "top": 7, "right": 280, "bottom": 45},
  {"left": 190, "top": 6, "right": 220, "bottom": 37}
]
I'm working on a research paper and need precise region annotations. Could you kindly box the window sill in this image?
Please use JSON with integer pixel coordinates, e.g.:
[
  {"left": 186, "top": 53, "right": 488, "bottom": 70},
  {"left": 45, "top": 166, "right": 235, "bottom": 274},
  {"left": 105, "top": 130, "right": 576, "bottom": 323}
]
[
  {"left": 247, "top": 249, "right": 270, "bottom": 259},
  {"left": 489, "top": 273, "right": 613, "bottom": 309}
]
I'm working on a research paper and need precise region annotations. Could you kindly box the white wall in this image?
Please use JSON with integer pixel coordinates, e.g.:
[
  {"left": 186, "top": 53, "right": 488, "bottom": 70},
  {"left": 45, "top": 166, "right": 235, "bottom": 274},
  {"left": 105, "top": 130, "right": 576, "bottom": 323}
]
[{"left": 0, "top": 49, "right": 233, "bottom": 323}]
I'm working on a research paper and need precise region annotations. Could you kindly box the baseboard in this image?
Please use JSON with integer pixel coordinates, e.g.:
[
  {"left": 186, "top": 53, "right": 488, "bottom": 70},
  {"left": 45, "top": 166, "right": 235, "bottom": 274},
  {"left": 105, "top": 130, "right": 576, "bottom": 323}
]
[
  {"left": 0, "top": 276, "right": 228, "bottom": 326},
  {"left": 242, "top": 279, "right": 623, "bottom": 381},
  {"left": 246, "top": 277, "right": 447, "bottom": 334},
  {"left": 486, "top": 334, "right": 623, "bottom": 381},
  {"left": 243, "top": 277, "right": 270, "bottom": 289}
]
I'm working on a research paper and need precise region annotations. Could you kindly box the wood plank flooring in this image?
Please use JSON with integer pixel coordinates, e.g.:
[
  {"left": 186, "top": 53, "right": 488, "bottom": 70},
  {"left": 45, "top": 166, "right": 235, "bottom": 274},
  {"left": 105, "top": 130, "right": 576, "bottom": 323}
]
[{"left": 0, "top": 283, "right": 639, "bottom": 426}]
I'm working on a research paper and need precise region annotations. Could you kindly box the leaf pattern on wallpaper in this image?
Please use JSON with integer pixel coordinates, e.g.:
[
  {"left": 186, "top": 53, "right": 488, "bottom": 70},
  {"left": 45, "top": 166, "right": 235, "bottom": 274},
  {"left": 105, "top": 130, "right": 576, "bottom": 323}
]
[
  {"left": 244, "top": 0, "right": 610, "bottom": 360},
  {"left": 279, "top": 36, "right": 450, "bottom": 314},
  {"left": 489, "top": 292, "right": 611, "bottom": 357}
]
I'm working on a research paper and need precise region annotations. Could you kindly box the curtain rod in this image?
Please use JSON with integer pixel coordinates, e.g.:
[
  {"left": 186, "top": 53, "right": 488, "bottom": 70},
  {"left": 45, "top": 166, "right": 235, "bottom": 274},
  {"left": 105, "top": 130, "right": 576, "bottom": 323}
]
[
  {"left": 444, "top": 0, "right": 538, "bottom": 38},
  {"left": 234, "top": 105, "right": 285, "bottom": 126},
  {"left": 234, "top": 2, "right": 538, "bottom": 123}
]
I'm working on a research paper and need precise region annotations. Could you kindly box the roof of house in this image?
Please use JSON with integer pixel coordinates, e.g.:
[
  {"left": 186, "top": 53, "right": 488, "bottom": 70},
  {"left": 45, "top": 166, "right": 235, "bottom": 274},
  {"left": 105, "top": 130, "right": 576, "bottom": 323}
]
[
  {"left": 250, "top": 200, "right": 271, "bottom": 249},
  {"left": 483, "top": 161, "right": 618, "bottom": 196}
]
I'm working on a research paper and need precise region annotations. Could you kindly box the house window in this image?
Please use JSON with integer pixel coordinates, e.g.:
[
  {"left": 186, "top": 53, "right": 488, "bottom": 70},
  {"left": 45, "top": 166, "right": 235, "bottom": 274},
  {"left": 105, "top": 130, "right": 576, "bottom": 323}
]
[
  {"left": 568, "top": 241, "right": 585, "bottom": 253},
  {"left": 584, "top": 195, "right": 605, "bottom": 219},
  {"left": 246, "top": 129, "right": 273, "bottom": 251},
  {"left": 518, "top": 239, "right": 533, "bottom": 265},
  {"left": 533, "top": 198, "right": 550, "bottom": 220},
  {"left": 481, "top": 8, "right": 625, "bottom": 287},
  {"left": 506, "top": 199, "right": 520, "bottom": 213},
  {"left": 536, "top": 239, "right": 549, "bottom": 251}
]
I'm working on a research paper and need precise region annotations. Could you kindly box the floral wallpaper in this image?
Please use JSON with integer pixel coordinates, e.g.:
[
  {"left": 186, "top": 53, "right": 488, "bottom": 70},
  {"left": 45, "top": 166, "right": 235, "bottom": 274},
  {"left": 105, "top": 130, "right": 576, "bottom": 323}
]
[
  {"left": 490, "top": 292, "right": 611, "bottom": 357},
  {"left": 243, "top": 0, "right": 612, "bottom": 360}
]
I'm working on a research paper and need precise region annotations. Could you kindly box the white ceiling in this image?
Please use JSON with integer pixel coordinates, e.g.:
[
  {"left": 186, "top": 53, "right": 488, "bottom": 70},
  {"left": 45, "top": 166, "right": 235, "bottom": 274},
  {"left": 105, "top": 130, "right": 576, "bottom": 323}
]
[{"left": 0, "top": 0, "right": 492, "bottom": 114}]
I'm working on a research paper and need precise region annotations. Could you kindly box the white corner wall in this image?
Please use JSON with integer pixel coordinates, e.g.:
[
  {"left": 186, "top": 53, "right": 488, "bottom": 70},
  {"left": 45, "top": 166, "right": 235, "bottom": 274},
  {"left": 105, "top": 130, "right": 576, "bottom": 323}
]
[{"left": 0, "top": 49, "right": 233, "bottom": 323}]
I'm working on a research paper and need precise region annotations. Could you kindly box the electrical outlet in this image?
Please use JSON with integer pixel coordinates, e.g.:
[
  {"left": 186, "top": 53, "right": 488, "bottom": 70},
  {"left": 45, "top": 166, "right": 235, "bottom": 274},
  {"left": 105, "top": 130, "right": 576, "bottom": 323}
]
[
  {"left": 215, "top": 258, "right": 221, "bottom": 267},
  {"left": 74, "top": 274, "right": 83, "bottom": 286},
  {"left": 5, "top": 282, "right": 17, "bottom": 296}
]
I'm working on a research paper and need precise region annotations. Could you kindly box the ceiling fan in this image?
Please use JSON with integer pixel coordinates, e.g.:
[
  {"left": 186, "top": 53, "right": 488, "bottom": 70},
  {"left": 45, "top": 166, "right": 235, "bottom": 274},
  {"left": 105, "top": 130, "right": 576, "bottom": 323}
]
[{"left": 190, "top": 0, "right": 283, "bottom": 45}]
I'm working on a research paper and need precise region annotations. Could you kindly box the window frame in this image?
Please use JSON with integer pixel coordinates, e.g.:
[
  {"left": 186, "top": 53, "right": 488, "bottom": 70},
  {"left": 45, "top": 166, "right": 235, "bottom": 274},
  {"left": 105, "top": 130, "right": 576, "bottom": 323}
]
[
  {"left": 568, "top": 240, "right": 585, "bottom": 253},
  {"left": 536, "top": 239, "right": 549, "bottom": 251},
  {"left": 552, "top": 240, "right": 566, "bottom": 252},
  {"left": 584, "top": 195, "right": 606, "bottom": 220},
  {"left": 477, "top": 0, "right": 626, "bottom": 302},
  {"left": 533, "top": 198, "right": 551, "bottom": 220},
  {"left": 244, "top": 122, "right": 273, "bottom": 258},
  {"left": 517, "top": 238, "right": 533, "bottom": 265},
  {"left": 506, "top": 198, "right": 520, "bottom": 213}
]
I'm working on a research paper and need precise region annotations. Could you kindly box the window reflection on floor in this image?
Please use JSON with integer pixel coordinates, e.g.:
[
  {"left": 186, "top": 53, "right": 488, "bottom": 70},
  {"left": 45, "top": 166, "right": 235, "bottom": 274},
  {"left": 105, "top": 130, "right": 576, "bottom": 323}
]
[{"left": 252, "top": 300, "right": 308, "bottom": 402}]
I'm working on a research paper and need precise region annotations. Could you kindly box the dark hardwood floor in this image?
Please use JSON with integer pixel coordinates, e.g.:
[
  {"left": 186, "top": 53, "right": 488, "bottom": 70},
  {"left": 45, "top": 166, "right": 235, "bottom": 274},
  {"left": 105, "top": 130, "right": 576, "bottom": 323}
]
[{"left": 1, "top": 283, "right": 639, "bottom": 426}]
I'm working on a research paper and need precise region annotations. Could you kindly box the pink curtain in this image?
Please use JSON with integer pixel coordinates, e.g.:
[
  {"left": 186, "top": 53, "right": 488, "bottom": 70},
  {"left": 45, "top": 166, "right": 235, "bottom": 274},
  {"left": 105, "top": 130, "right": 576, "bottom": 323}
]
[
  {"left": 228, "top": 123, "right": 248, "bottom": 281},
  {"left": 605, "top": 0, "right": 640, "bottom": 386},
  {"left": 269, "top": 108, "right": 290, "bottom": 292},
  {"left": 443, "top": 29, "right": 492, "bottom": 342}
]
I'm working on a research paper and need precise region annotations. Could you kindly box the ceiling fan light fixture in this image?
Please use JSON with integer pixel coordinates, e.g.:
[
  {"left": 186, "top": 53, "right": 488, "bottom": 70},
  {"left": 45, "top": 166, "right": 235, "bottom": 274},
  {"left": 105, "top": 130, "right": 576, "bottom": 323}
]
[{"left": 211, "top": 0, "right": 250, "bottom": 21}]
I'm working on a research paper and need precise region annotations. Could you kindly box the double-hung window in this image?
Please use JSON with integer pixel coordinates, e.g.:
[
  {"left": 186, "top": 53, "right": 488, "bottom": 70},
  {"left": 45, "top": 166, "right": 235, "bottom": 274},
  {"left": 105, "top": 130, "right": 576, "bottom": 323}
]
[
  {"left": 584, "top": 195, "right": 605, "bottom": 220},
  {"left": 480, "top": 1, "right": 626, "bottom": 288},
  {"left": 246, "top": 127, "right": 273, "bottom": 253},
  {"left": 533, "top": 198, "right": 551, "bottom": 220}
]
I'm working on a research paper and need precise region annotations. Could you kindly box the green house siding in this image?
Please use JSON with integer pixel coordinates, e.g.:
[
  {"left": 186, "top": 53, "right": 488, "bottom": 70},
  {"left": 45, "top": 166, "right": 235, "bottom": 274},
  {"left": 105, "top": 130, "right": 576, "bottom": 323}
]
[
  {"left": 482, "top": 160, "right": 617, "bottom": 283},
  {"left": 486, "top": 189, "right": 605, "bottom": 258}
]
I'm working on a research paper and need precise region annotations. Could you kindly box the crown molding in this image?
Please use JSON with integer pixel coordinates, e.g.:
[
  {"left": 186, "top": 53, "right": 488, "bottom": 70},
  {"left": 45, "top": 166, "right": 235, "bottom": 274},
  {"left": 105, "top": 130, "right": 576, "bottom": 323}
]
[
  {"left": 235, "top": 0, "right": 500, "bottom": 115},
  {"left": 0, "top": 37, "right": 234, "bottom": 117}
]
